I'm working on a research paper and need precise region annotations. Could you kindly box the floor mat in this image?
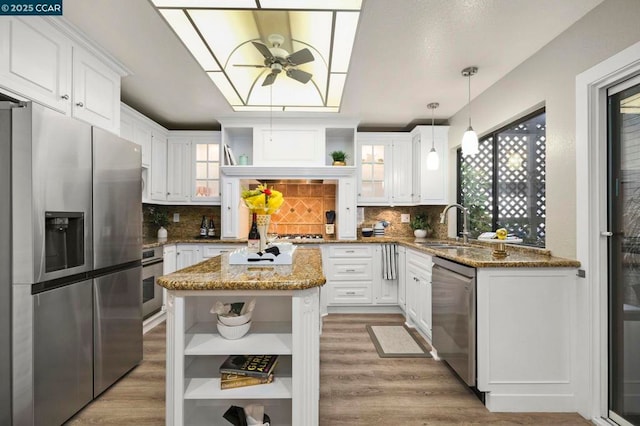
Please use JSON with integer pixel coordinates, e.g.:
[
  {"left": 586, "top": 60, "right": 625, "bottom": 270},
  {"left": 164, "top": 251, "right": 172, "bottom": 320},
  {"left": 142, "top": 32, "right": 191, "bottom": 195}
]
[{"left": 365, "top": 323, "right": 431, "bottom": 358}]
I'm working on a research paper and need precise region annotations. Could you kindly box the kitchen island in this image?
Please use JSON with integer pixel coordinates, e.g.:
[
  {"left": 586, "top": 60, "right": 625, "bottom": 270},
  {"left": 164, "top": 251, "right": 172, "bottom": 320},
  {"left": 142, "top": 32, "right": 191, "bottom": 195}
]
[{"left": 158, "top": 247, "right": 325, "bottom": 426}]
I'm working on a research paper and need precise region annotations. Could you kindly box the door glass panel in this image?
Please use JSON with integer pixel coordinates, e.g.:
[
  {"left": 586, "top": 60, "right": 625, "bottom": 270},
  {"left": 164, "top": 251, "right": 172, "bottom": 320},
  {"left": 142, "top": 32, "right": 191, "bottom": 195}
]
[
  {"left": 196, "top": 163, "right": 207, "bottom": 179},
  {"left": 373, "top": 164, "right": 384, "bottom": 180},
  {"left": 208, "top": 144, "right": 219, "bottom": 161},
  {"left": 362, "top": 165, "right": 372, "bottom": 181},
  {"left": 373, "top": 145, "right": 385, "bottom": 163},
  {"left": 208, "top": 163, "right": 219, "bottom": 178},
  {"left": 608, "top": 80, "right": 640, "bottom": 425},
  {"left": 196, "top": 144, "right": 207, "bottom": 161}
]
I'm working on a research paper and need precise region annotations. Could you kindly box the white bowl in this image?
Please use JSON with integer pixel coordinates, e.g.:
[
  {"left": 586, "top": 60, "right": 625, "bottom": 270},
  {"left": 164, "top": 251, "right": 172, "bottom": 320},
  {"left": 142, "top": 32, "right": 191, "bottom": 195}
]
[
  {"left": 217, "top": 311, "right": 252, "bottom": 326},
  {"left": 217, "top": 320, "right": 251, "bottom": 340}
]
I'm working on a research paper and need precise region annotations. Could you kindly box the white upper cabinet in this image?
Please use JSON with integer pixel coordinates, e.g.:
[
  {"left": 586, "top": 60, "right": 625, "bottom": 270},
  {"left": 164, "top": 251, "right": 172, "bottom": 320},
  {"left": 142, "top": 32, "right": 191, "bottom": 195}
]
[
  {"left": 356, "top": 132, "right": 413, "bottom": 205},
  {"left": 165, "top": 132, "right": 221, "bottom": 204},
  {"left": 411, "top": 125, "right": 450, "bottom": 205},
  {"left": 151, "top": 132, "right": 167, "bottom": 202},
  {"left": 192, "top": 135, "right": 221, "bottom": 202},
  {"left": 253, "top": 125, "right": 324, "bottom": 166},
  {"left": 166, "top": 137, "right": 192, "bottom": 203},
  {"left": 220, "top": 118, "right": 357, "bottom": 167},
  {"left": 120, "top": 104, "right": 154, "bottom": 167},
  {"left": 0, "top": 17, "right": 125, "bottom": 133},
  {"left": 72, "top": 48, "right": 120, "bottom": 134},
  {"left": 0, "top": 17, "right": 71, "bottom": 113}
]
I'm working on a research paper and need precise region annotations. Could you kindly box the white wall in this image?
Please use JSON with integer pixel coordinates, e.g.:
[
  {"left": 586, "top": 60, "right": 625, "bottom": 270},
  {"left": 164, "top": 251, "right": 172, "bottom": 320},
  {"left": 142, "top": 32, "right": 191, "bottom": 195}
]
[{"left": 447, "top": 0, "right": 640, "bottom": 258}]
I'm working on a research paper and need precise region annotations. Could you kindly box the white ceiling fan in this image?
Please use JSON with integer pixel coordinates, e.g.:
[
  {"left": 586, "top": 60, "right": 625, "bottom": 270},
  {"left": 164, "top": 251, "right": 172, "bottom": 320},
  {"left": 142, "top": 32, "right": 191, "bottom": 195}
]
[{"left": 234, "top": 34, "right": 314, "bottom": 87}]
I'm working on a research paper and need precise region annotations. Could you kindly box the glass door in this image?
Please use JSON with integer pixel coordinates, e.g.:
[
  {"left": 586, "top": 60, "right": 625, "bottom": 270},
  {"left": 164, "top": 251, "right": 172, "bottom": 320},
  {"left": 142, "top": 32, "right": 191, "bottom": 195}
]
[
  {"left": 607, "top": 77, "right": 640, "bottom": 426},
  {"left": 358, "top": 142, "right": 388, "bottom": 202}
]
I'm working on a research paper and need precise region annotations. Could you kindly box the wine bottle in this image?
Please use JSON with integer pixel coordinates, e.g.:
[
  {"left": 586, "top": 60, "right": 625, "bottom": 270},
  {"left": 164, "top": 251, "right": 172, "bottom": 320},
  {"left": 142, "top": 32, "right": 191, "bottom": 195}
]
[
  {"left": 207, "top": 217, "right": 216, "bottom": 237},
  {"left": 200, "top": 216, "right": 207, "bottom": 237},
  {"left": 247, "top": 213, "right": 260, "bottom": 252}
]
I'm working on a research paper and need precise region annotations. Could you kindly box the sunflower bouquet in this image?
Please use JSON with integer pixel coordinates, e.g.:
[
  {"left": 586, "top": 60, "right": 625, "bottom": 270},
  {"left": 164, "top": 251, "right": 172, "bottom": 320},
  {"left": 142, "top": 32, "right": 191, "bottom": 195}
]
[{"left": 241, "top": 184, "right": 284, "bottom": 214}]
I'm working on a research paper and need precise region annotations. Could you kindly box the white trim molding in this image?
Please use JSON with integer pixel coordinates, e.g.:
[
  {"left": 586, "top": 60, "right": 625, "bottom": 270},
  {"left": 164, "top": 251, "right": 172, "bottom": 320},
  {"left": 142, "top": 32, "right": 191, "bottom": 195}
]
[{"left": 575, "top": 39, "right": 640, "bottom": 422}]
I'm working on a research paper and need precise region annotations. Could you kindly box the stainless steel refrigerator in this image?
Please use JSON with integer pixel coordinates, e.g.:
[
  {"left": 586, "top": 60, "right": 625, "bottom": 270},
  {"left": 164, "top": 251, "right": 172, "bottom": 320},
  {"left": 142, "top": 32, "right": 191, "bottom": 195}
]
[
  {"left": 92, "top": 127, "right": 143, "bottom": 397},
  {"left": 2, "top": 98, "right": 142, "bottom": 425}
]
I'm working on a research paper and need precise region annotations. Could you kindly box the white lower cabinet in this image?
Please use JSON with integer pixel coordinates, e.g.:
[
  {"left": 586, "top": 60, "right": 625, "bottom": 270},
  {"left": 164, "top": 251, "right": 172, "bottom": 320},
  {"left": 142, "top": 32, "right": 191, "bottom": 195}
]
[
  {"left": 163, "top": 245, "right": 177, "bottom": 275},
  {"left": 201, "top": 244, "right": 242, "bottom": 259},
  {"left": 176, "top": 244, "right": 202, "bottom": 270},
  {"left": 405, "top": 249, "right": 433, "bottom": 340},
  {"left": 166, "top": 288, "right": 320, "bottom": 425},
  {"left": 173, "top": 244, "right": 244, "bottom": 270},
  {"left": 476, "top": 267, "right": 579, "bottom": 412},
  {"left": 397, "top": 246, "right": 407, "bottom": 312},
  {"left": 323, "top": 244, "right": 398, "bottom": 307}
]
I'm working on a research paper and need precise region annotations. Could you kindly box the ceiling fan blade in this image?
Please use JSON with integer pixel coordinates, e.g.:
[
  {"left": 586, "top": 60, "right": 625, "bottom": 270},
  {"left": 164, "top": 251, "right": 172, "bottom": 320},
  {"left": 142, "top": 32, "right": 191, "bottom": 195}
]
[
  {"left": 233, "top": 64, "right": 267, "bottom": 68},
  {"left": 286, "top": 68, "right": 312, "bottom": 84},
  {"left": 252, "top": 41, "right": 274, "bottom": 60},
  {"left": 262, "top": 72, "right": 278, "bottom": 86},
  {"left": 286, "top": 48, "right": 314, "bottom": 66}
]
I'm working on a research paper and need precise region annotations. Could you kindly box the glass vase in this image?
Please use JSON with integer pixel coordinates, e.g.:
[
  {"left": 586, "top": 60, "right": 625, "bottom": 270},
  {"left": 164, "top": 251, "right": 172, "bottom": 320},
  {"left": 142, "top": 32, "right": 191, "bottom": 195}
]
[{"left": 256, "top": 214, "right": 270, "bottom": 252}]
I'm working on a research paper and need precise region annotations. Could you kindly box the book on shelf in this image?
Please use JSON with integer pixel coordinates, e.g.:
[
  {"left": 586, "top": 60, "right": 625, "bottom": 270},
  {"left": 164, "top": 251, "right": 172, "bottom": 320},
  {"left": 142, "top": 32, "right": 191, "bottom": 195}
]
[
  {"left": 220, "top": 373, "right": 274, "bottom": 390},
  {"left": 219, "top": 355, "right": 279, "bottom": 379},
  {"left": 224, "top": 144, "right": 237, "bottom": 165}
]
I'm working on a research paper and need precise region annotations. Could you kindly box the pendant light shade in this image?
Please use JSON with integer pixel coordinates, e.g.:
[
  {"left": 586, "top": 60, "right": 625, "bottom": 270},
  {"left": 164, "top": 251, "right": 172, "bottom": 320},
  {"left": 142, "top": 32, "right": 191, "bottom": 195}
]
[
  {"left": 426, "top": 102, "right": 440, "bottom": 170},
  {"left": 461, "top": 67, "right": 479, "bottom": 157},
  {"left": 462, "top": 126, "right": 479, "bottom": 156}
]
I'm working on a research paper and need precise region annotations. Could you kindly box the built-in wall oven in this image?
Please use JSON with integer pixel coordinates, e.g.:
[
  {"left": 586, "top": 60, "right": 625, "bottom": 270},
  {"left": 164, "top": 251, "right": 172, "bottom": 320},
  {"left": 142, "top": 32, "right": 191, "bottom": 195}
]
[
  {"left": 432, "top": 256, "right": 477, "bottom": 387},
  {"left": 142, "top": 247, "right": 163, "bottom": 319}
]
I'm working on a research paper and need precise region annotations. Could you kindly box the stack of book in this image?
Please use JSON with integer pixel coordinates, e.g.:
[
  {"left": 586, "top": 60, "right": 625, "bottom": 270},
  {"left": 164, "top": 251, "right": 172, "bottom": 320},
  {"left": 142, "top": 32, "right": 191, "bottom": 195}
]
[{"left": 219, "top": 355, "right": 279, "bottom": 390}]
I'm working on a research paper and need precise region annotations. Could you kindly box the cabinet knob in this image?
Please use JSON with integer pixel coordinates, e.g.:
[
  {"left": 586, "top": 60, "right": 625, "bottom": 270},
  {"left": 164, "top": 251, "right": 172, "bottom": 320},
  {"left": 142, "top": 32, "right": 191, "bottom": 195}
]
[
  {"left": 227, "top": 206, "right": 231, "bottom": 210},
  {"left": 60, "top": 94, "right": 69, "bottom": 100},
  {"left": 76, "top": 102, "right": 84, "bottom": 107}
]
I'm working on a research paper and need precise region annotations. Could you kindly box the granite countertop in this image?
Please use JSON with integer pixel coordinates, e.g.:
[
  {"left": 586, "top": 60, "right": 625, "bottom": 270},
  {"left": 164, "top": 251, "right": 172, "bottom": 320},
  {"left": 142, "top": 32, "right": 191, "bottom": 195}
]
[
  {"left": 157, "top": 247, "right": 325, "bottom": 291},
  {"left": 146, "top": 236, "right": 580, "bottom": 269}
]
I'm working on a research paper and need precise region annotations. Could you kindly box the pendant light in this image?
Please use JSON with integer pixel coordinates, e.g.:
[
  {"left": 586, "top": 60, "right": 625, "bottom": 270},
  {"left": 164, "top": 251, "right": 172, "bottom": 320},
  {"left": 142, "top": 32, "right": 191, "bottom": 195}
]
[
  {"left": 426, "top": 102, "right": 440, "bottom": 170},
  {"left": 461, "top": 66, "right": 479, "bottom": 156}
]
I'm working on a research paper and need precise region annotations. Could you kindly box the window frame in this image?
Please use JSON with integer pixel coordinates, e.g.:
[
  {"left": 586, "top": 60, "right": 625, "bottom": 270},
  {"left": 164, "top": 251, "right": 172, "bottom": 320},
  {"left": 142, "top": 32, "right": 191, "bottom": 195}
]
[{"left": 456, "top": 107, "right": 546, "bottom": 247}]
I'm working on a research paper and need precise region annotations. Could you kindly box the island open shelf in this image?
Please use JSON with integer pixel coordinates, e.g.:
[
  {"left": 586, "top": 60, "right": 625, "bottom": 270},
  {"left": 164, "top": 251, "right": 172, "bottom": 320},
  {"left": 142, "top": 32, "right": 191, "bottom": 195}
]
[{"left": 159, "top": 248, "right": 325, "bottom": 426}]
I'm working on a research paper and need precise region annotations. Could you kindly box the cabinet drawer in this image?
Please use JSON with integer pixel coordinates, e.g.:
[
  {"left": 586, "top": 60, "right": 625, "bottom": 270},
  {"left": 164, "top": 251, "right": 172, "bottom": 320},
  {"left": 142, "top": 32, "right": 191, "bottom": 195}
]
[
  {"left": 326, "top": 258, "right": 373, "bottom": 281},
  {"left": 202, "top": 245, "right": 239, "bottom": 258},
  {"left": 407, "top": 249, "right": 433, "bottom": 272},
  {"left": 328, "top": 282, "right": 372, "bottom": 305},
  {"left": 328, "top": 245, "right": 373, "bottom": 258}
]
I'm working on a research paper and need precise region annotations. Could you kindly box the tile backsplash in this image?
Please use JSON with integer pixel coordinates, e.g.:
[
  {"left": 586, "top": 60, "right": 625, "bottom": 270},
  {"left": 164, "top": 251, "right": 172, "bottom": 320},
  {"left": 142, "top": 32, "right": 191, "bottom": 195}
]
[
  {"left": 143, "top": 194, "right": 448, "bottom": 240},
  {"left": 269, "top": 183, "right": 336, "bottom": 235},
  {"left": 143, "top": 204, "right": 221, "bottom": 239},
  {"left": 360, "top": 206, "right": 448, "bottom": 239}
]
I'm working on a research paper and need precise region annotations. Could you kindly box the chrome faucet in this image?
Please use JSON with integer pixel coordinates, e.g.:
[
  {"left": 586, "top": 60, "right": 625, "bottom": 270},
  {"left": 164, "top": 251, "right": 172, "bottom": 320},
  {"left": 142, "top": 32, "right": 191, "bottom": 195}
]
[{"left": 440, "top": 203, "right": 470, "bottom": 244}]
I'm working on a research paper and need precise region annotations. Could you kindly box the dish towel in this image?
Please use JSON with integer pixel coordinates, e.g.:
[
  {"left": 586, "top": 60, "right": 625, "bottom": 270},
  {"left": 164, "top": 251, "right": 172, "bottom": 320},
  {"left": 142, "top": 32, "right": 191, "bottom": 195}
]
[{"left": 381, "top": 244, "right": 397, "bottom": 280}]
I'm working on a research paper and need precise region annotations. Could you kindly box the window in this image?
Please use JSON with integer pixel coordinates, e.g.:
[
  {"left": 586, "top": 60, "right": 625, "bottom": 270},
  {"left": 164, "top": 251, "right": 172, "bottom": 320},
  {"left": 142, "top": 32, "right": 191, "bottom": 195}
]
[{"left": 457, "top": 109, "right": 546, "bottom": 247}]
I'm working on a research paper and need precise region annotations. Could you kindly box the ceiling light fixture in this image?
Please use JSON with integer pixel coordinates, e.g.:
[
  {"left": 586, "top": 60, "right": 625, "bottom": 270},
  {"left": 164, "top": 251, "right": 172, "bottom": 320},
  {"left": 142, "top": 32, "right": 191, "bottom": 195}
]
[
  {"left": 426, "top": 102, "right": 440, "bottom": 170},
  {"left": 152, "top": 0, "right": 362, "bottom": 112},
  {"left": 461, "top": 66, "right": 479, "bottom": 156}
]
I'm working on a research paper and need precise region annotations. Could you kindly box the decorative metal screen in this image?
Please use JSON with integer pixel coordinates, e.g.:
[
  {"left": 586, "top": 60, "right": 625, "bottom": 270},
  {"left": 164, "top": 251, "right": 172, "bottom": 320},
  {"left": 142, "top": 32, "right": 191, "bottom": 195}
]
[{"left": 459, "top": 111, "right": 546, "bottom": 247}]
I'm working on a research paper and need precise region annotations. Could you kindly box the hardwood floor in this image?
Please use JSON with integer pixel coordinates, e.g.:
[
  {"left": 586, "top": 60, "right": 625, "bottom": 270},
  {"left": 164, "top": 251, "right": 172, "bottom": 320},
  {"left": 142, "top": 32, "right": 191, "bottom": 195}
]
[
  {"left": 68, "top": 314, "right": 591, "bottom": 425},
  {"left": 319, "top": 314, "right": 590, "bottom": 425},
  {"left": 66, "top": 323, "right": 166, "bottom": 425}
]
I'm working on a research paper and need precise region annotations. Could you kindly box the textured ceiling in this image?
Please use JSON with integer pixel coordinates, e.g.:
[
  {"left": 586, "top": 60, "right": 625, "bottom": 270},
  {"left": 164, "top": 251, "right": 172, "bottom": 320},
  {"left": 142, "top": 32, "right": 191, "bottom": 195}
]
[{"left": 62, "top": 0, "right": 604, "bottom": 130}]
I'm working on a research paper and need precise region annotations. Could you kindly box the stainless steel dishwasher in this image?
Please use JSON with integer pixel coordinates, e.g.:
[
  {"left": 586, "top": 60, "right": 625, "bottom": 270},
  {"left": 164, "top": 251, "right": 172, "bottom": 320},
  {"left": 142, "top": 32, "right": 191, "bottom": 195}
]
[{"left": 432, "top": 256, "right": 477, "bottom": 387}]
